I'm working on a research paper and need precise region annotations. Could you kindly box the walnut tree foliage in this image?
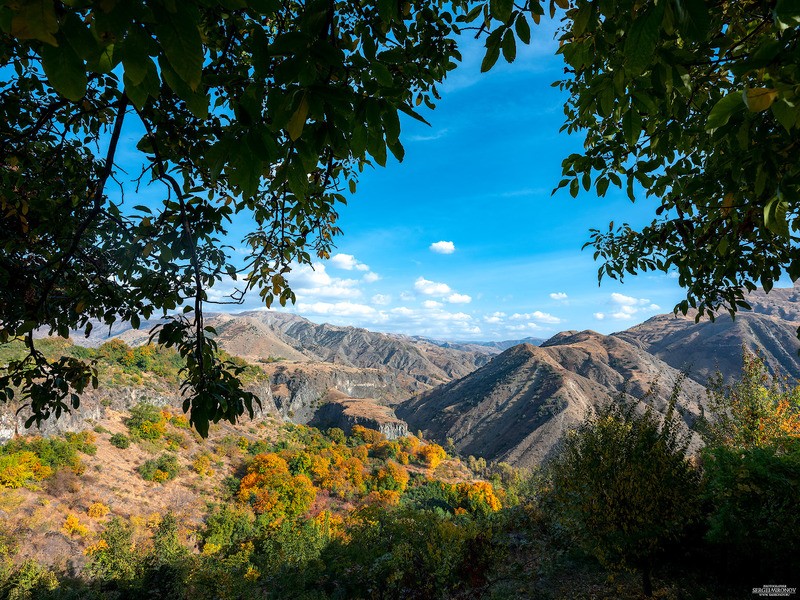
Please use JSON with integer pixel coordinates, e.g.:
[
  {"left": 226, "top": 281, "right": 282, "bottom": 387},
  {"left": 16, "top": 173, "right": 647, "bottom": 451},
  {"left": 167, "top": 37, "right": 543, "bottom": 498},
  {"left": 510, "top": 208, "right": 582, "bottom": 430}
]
[
  {"left": 546, "top": 397, "right": 701, "bottom": 596},
  {"left": 0, "top": 0, "right": 548, "bottom": 435},
  {"left": 548, "top": 0, "right": 800, "bottom": 321}
]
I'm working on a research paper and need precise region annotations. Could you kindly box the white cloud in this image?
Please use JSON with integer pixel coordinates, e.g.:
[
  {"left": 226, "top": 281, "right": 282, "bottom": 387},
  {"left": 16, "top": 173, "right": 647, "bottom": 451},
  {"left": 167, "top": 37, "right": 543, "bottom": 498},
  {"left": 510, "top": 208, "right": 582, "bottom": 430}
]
[
  {"left": 447, "top": 293, "right": 472, "bottom": 304},
  {"left": 429, "top": 241, "right": 455, "bottom": 255},
  {"left": 362, "top": 272, "right": 380, "bottom": 283},
  {"left": 610, "top": 292, "right": 641, "bottom": 306},
  {"left": 296, "top": 301, "right": 376, "bottom": 318},
  {"left": 508, "top": 322, "right": 544, "bottom": 332},
  {"left": 549, "top": 292, "right": 568, "bottom": 301},
  {"left": 371, "top": 294, "right": 391, "bottom": 306},
  {"left": 414, "top": 277, "right": 452, "bottom": 296},
  {"left": 391, "top": 306, "right": 414, "bottom": 316},
  {"left": 484, "top": 312, "right": 506, "bottom": 324},
  {"left": 606, "top": 293, "right": 663, "bottom": 320},
  {"left": 510, "top": 311, "right": 561, "bottom": 324},
  {"left": 330, "top": 253, "right": 369, "bottom": 271},
  {"left": 287, "top": 263, "right": 362, "bottom": 300},
  {"left": 423, "top": 300, "right": 443, "bottom": 309},
  {"left": 594, "top": 312, "right": 605, "bottom": 320},
  {"left": 400, "top": 291, "right": 415, "bottom": 301}
]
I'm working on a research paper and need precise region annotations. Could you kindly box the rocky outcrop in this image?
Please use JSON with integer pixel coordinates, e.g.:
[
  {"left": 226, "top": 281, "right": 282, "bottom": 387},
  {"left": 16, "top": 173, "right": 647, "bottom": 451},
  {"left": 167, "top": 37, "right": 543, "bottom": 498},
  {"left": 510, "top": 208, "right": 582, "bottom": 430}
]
[
  {"left": 310, "top": 392, "right": 408, "bottom": 439},
  {"left": 0, "top": 381, "right": 278, "bottom": 443}
]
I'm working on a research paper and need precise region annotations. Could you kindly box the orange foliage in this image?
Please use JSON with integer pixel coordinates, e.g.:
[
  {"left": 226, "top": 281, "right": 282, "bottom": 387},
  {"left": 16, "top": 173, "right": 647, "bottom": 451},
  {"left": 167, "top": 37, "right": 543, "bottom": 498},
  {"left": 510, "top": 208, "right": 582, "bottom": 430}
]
[
  {"left": 88, "top": 502, "right": 110, "bottom": 518},
  {"left": 364, "top": 489, "right": 402, "bottom": 507},
  {"left": 238, "top": 453, "right": 317, "bottom": 523},
  {"left": 415, "top": 443, "right": 447, "bottom": 469},
  {"left": 62, "top": 514, "right": 89, "bottom": 537},
  {"left": 372, "top": 461, "right": 410, "bottom": 493},
  {"left": 456, "top": 481, "right": 502, "bottom": 514},
  {"left": 351, "top": 425, "right": 384, "bottom": 444}
]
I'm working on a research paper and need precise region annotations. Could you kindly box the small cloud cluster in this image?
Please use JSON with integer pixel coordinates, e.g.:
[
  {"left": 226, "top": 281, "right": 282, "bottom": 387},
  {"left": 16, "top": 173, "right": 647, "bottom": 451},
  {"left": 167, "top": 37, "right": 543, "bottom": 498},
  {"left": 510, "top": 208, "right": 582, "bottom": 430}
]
[
  {"left": 549, "top": 292, "right": 568, "bottom": 301},
  {"left": 594, "top": 293, "right": 661, "bottom": 321},
  {"left": 330, "top": 253, "right": 370, "bottom": 271},
  {"left": 414, "top": 277, "right": 472, "bottom": 305},
  {"left": 429, "top": 241, "right": 455, "bottom": 255}
]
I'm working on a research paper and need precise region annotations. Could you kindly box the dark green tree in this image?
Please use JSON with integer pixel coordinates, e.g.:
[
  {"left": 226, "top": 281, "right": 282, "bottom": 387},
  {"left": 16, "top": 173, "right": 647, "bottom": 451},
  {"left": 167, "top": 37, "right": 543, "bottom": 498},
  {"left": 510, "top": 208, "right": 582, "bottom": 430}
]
[
  {"left": 547, "top": 399, "right": 701, "bottom": 597},
  {"left": 0, "top": 0, "right": 521, "bottom": 434}
]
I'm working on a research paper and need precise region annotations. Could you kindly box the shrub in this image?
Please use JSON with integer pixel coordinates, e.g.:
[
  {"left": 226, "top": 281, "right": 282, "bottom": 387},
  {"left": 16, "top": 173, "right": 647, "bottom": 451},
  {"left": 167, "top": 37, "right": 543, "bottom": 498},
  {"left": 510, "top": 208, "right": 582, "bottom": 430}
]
[
  {"left": 64, "top": 431, "right": 97, "bottom": 455},
  {"left": 370, "top": 461, "right": 410, "bottom": 493},
  {"left": 85, "top": 517, "right": 140, "bottom": 583},
  {"left": 703, "top": 440, "right": 800, "bottom": 579},
  {"left": 109, "top": 434, "right": 130, "bottom": 449},
  {"left": 238, "top": 453, "right": 317, "bottom": 523},
  {"left": 0, "top": 452, "right": 52, "bottom": 489},
  {"left": 547, "top": 400, "right": 701, "bottom": 597},
  {"left": 700, "top": 354, "right": 800, "bottom": 579},
  {"left": 415, "top": 443, "right": 447, "bottom": 469},
  {"left": 350, "top": 425, "right": 384, "bottom": 445},
  {"left": 88, "top": 502, "right": 110, "bottom": 519},
  {"left": 192, "top": 454, "right": 215, "bottom": 477},
  {"left": 326, "top": 428, "right": 346, "bottom": 444},
  {"left": 61, "top": 514, "right": 89, "bottom": 537},
  {"left": 126, "top": 403, "right": 167, "bottom": 440},
  {"left": 139, "top": 454, "right": 181, "bottom": 483}
]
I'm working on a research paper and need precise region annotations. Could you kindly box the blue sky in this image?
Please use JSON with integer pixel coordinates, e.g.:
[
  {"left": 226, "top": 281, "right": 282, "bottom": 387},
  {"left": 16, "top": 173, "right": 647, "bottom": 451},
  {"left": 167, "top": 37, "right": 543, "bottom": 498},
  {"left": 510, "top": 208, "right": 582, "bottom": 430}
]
[
  {"left": 115, "top": 17, "right": 686, "bottom": 341},
  {"left": 253, "top": 18, "right": 686, "bottom": 341}
]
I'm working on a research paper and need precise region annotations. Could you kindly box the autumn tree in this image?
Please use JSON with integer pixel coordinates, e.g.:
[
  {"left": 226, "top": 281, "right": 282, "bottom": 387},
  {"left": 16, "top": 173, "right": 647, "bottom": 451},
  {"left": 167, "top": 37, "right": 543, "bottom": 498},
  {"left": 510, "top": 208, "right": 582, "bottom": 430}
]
[{"left": 700, "top": 352, "right": 800, "bottom": 579}]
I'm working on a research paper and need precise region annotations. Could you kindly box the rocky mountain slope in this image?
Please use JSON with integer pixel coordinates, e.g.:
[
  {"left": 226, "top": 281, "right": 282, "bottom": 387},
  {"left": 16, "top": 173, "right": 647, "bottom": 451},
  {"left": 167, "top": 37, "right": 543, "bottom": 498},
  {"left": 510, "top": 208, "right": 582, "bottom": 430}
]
[
  {"left": 615, "top": 283, "right": 800, "bottom": 384},
  {"left": 398, "top": 331, "right": 708, "bottom": 468}
]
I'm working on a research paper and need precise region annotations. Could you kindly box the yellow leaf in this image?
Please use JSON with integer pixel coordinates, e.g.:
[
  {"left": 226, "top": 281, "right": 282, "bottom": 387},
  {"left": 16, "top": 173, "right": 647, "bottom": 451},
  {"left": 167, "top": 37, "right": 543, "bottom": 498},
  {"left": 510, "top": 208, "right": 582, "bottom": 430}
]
[
  {"left": 743, "top": 88, "right": 778, "bottom": 113},
  {"left": 722, "top": 192, "right": 734, "bottom": 217},
  {"left": 286, "top": 94, "right": 309, "bottom": 141}
]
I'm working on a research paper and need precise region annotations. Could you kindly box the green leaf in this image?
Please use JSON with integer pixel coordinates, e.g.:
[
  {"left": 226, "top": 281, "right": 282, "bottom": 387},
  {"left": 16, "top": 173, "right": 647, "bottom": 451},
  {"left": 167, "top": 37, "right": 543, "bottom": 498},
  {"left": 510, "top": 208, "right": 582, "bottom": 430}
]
[
  {"left": 286, "top": 94, "right": 309, "bottom": 141},
  {"left": 676, "top": 0, "right": 710, "bottom": 42},
  {"left": 481, "top": 45, "right": 500, "bottom": 73},
  {"left": 490, "top": 0, "right": 514, "bottom": 23},
  {"left": 775, "top": 0, "right": 800, "bottom": 25},
  {"left": 573, "top": 2, "right": 593, "bottom": 37},
  {"left": 501, "top": 29, "right": 516, "bottom": 63},
  {"left": 397, "top": 103, "right": 431, "bottom": 126},
  {"left": 764, "top": 195, "right": 789, "bottom": 238},
  {"left": 771, "top": 99, "right": 798, "bottom": 132},
  {"left": 61, "top": 12, "right": 96, "bottom": 60},
  {"left": 706, "top": 92, "right": 745, "bottom": 130},
  {"left": 41, "top": 42, "right": 87, "bottom": 101},
  {"left": 622, "top": 109, "right": 642, "bottom": 146},
  {"left": 624, "top": 4, "right": 664, "bottom": 76},
  {"left": 515, "top": 15, "right": 531, "bottom": 44},
  {"left": 154, "top": 3, "right": 203, "bottom": 91},
  {"left": 10, "top": 0, "right": 58, "bottom": 45}
]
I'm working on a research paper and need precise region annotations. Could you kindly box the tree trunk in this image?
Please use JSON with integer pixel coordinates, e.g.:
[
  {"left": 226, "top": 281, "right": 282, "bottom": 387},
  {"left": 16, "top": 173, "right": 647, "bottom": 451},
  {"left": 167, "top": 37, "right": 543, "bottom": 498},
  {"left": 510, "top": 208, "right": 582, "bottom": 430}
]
[{"left": 642, "top": 565, "right": 653, "bottom": 597}]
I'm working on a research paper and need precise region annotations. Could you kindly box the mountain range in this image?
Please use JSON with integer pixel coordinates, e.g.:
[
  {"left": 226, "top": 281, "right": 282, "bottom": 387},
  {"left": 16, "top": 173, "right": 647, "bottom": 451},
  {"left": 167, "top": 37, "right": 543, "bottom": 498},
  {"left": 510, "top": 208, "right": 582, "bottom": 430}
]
[{"left": 19, "top": 283, "right": 800, "bottom": 467}]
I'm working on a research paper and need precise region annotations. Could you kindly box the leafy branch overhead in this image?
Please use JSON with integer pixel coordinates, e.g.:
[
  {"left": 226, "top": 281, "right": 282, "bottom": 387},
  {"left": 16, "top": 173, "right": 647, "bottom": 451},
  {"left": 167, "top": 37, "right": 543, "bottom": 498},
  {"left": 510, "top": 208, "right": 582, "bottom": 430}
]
[
  {"left": 0, "top": 0, "right": 471, "bottom": 434},
  {"left": 551, "top": 0, "right": 800, "bottom": 322}
]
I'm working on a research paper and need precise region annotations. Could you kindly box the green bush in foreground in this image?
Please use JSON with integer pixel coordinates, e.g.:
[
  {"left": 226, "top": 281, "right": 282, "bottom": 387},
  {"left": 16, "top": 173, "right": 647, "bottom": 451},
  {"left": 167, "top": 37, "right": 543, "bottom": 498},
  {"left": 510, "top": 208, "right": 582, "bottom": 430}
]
[{"left": 547, "top": 399, "right": 700, "bottom": 597}]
